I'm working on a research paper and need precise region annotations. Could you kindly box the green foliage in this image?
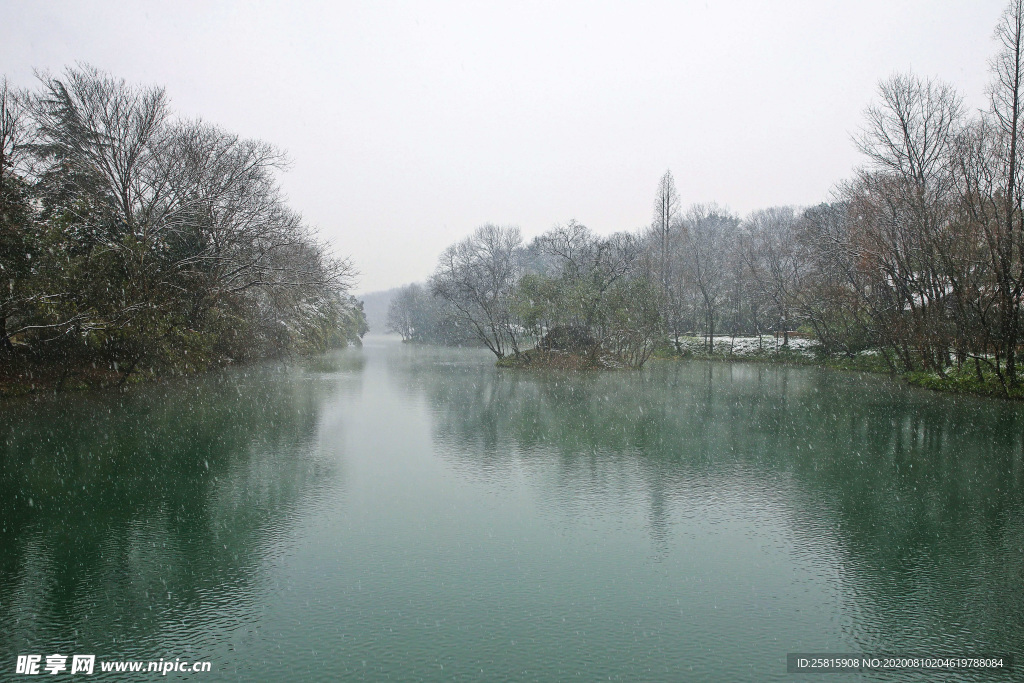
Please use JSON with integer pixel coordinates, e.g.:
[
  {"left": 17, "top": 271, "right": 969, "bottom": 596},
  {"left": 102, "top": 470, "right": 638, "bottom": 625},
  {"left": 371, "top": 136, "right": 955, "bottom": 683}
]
[
  {"left": 510, "top": 272, "right": 560, "bottom": 339},
  {"left": 0, "top": 66, "right": 366, "bottom": 393},
  {"left": 905, "top": 368, "right": 1024, "bottom": 400}
]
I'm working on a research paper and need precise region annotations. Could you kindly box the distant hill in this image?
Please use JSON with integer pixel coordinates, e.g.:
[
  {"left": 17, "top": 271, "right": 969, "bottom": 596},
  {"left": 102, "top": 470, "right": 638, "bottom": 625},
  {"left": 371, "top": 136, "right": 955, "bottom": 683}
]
[{"left": 358, "top": 287, "right": 402, "bottom": 333}]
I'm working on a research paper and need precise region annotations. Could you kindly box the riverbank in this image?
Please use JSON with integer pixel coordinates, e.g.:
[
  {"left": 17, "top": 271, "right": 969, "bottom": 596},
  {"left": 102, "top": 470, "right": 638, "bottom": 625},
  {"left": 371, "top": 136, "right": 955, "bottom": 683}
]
[
  {"left": 654, "top": 335, "right": 1024, "bottom": 400},
  {"left": 0, "top": 353, "right": 227, "bottom": 398},
  {"left": 0, "top": 337, "right": 366, "bottom": 398},
  {"left": 496, "top": 347, "right": 630, "bottom": 370}
]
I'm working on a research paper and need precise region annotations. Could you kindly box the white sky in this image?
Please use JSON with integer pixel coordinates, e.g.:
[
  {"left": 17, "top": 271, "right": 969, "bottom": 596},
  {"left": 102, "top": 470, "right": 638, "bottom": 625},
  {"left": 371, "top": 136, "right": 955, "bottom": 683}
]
[{"left": 1, "top": 1, "right": 1007, "bottom": 293}]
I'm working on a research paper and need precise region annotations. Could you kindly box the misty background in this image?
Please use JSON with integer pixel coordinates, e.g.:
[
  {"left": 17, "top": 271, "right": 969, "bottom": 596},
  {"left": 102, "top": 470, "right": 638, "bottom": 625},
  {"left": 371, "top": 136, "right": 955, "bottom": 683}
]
[{"left": 1, "top": 1, "right": 1005, "bottom": 297}]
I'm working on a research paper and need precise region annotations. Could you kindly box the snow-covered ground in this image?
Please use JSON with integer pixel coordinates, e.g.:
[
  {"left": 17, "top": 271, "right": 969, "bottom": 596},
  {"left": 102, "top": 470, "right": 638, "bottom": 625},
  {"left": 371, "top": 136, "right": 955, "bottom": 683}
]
[{"left": 673, "top": 335, "right": 821, "bottom": 357}]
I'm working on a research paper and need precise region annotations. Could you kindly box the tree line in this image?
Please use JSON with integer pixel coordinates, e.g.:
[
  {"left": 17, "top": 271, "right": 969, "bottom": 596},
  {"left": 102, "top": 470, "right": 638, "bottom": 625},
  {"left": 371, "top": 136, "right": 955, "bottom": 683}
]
[
  {"left": 0, "top": 66, "right": 365, "bottom": 388},
  {"left": 389, "top": 1, "right": 1024, "bottom": 390}
]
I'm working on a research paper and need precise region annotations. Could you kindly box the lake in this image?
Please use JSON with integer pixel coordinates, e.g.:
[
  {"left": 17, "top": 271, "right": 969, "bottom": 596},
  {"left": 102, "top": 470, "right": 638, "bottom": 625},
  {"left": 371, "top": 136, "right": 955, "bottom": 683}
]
[{"left": 1, "top": 336, "right": 1022, "bottom": 681}]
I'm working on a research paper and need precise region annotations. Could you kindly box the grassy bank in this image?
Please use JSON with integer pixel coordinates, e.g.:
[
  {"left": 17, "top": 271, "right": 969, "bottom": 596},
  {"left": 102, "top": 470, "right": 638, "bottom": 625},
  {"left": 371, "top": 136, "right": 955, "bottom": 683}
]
[{"left": 654, "top": 335, "right": 1024, "bottom": 400}]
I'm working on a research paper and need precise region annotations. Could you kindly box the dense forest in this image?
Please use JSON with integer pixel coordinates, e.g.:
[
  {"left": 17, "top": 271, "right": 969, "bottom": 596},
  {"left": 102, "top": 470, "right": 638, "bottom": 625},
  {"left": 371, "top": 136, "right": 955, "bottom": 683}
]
[
  {"left": 387, "top": 2, "right": 1024, "bottom": 396},
  {"left": 0, "top": 66, "right": 366, "bottom": 391}
]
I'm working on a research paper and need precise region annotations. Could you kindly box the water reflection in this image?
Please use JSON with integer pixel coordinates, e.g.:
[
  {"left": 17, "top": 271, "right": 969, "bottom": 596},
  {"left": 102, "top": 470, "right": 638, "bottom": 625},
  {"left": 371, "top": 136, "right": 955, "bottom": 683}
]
[
  {"left": 399, "top": 354, "right": 1024, "bottom": 664},
  {"left": 1, "top": 341, "right": 1021, "bottom": 681},
  {"left": 0, "top": 353, "right": 361, "bottom": 661}
]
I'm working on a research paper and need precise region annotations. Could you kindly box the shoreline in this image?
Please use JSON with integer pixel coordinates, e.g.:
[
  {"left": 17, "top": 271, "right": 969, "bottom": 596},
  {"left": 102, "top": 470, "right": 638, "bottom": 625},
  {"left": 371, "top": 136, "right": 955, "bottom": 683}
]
[
  {"left": 0, "top": 340, "right": 365, "bottom": 399},
  {"left": 5, "top": 338, "right": 1020, "bottom": 402},
  {"left": 651, "top": 343, "right": 1024, "bottom": 401}
]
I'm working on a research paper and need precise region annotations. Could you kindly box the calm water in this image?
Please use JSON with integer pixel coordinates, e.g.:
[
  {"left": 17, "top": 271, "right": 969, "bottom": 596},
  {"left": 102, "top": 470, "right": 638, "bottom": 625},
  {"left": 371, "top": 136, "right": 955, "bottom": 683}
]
[{"left": 1, "top": 337, "right": 1022, "bottom": 681}]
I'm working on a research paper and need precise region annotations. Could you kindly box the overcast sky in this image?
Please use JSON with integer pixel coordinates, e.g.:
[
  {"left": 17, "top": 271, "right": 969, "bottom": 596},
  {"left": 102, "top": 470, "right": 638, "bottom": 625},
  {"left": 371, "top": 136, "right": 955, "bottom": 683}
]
[{"left": 2, "top": 1, "right": 1008, "bottom": 293}]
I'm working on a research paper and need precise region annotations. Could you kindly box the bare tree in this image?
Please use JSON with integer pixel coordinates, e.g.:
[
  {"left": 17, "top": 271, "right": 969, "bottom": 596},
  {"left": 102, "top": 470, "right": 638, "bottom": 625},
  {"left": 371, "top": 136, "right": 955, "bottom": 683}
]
[
  {"left": 651, "top": 170, "right": 680, "bottom": 293},
  {"left": 848, "top": 73, "right": 964, "bottom": 372},
  {"left": 649, "top": 170, "right": 683, "bottom": 341},
  {"left": 680, "top": 204, "right": 736, "bottom": 352},
  {"left": 740, "top": 206, "right": 803, "bottom": 346},
  {"left": 977, "top": 0, "right": 1024, "bottom": 386},
  {"left": 540, "top": 222, "right": 639, "bottom": 328},
  {"left": 0, "top": 78, "right": 31, "bottom": 193},
  {"left": 431, "top": 224, "right": 523, "bottom": 358},
  {"left": 33, "top": 65, "right": 171, "bottom": 237},
  {"left": 158, "top": 121, "right": 346, "bottom": 305}
]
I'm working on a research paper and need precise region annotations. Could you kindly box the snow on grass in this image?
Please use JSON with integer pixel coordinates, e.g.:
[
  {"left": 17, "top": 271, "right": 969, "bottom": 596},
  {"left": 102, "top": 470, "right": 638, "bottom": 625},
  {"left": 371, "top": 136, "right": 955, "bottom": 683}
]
[{"left": 673, "top": 335, "right": 820, "bottom": 358}]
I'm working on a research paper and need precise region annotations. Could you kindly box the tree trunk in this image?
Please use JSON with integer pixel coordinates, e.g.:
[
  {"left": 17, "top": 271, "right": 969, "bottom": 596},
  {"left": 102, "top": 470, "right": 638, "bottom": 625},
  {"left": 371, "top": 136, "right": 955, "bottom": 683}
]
[
  {"left": 707, "top": 310, "right": 715, "bottom": 354},
  {"left": 0, "top": 317, "right": 13, "bottom": 354}
]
